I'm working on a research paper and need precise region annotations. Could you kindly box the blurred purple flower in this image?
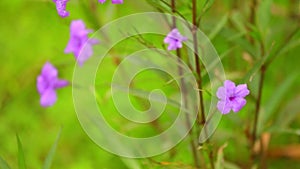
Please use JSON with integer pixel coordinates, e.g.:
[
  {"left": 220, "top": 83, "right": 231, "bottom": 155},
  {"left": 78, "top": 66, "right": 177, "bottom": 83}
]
[
  {"left": 164, "top": 28, "right": 187, "bottom": 51},
  {"left": 53, "top": 0, "right": 69, "bottom": 18},
  {"left": 98, "top": 0, "right": 123, "bottom": 4},
  {"left": 216, "top": 80, "right": 250, "bottom": 114},
  {"left": 37, "top": 62, "right": 69, "bottom": 107},
  {"left": 111, "top": 0, "right": 123, "bottom": 4},
  {"left": 64, "top": 20, "right": 99, "bottom": 66}
]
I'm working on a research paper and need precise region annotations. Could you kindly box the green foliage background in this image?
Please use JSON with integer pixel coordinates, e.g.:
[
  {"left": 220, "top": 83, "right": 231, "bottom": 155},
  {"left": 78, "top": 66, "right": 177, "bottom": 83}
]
[{"left": 0, "top": 0, "right": 299, "bottom": 168}]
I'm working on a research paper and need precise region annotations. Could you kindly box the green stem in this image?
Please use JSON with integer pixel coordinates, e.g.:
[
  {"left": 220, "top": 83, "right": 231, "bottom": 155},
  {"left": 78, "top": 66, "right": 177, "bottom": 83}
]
[
  {"left": 192, "top": 0, "right": 214, "bottom": 169},
  {"left": 171, "top": 0, "right": 201, "bottom": 168}
]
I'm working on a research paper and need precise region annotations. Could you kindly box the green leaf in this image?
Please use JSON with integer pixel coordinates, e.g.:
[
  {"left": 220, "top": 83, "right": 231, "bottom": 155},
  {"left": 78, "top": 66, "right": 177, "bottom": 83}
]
[
  {"left": 259, "top": 74, "right": 298, "bottom": 133},
  {"left": 224, "top": 161, "right": 242, "bottom": 169},
  {"left": 121, "top": 158, "right": 142, "bottom": 169},
  {"left": 202, "top": 46, "right": 236, "bottom": 77},
  {"left": 263, "top": 28, "right": 299, "bottom": 65},
  {"left": 200, "top": 0, "right": 215, "bottom": 15},
  {"left": 230, "top": 12, "right": 247, "bottom": 33},
  {"left": 208, "top": 14, "right": 229, "bottom": 40},
  {"left": 146, "top": 0, "right": 170, "bottom": 13},
  {"left": 271, "top": 128, "right": 300, "bottom": 136},
  {"left": 271, "top": 95, "right": 300, "bottom": 130},
  {"left": 241, "top": 56, "right": 267, "bottom": 83},
  {"left": 215, "top": 143, "right": 227, "bottom": 169},
  {"left": 221, "top": 28, "right": 257, "bottom": 58},
  {"left": 17, "top": 135, "right": 26, "bottom": 169},
  {"left": 42, "top": 129, "right": 62, "bottom": 169},
  {"left": 279, "top": 39, "right": 300, "bottom": 56},
  {"left": 256, "top": 0, "right": 273, "bottom": 34},
  {"left": 0, "top": 157, "right": 11, "bottom": 169}
]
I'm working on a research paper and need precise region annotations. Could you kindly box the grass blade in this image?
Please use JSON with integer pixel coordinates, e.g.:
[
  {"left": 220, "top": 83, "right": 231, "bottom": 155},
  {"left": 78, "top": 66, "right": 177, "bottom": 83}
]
[
  {"left": 208, "top": 14, "right": 228, "bottom": 40},
  {"left": 17, "top": 135, "right": 26, "bottom": 169},
  {"left": 121, "top": 158, "right": 142, "bottom": 169},
  {"left": 0, "top": 157, "right": 11, "bottom": 169},
  {"left": 42, "top": 129, "right": 62, "bottom": 169},
  {"left": 258, "top": 74, "right": 298, "bottom": 133},
  {"left": 215, "top": 143, "right": 227, "bottom": 169}
]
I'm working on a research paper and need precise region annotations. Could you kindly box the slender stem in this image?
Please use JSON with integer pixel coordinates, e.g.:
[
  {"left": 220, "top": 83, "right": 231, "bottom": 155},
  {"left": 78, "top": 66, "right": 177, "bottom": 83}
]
[
  {"left": 192, "top": 0, "right": 205, "bottom": 128},
  {"left": 252, "top": 65, "right": 265, "bottom": 145},
  {"left": 248, "top": 0, "right": 257, "bottom": 44},
  {"left": 248, "top": 0, "right": 258, "bottom": 159},
  {"left": 251, "top": 41, "right": 266, "bottom": 169},
  {"left": 171, "top": 1, "right": 201, "bottom": 168},
  {"left": 192, "top": 1, "right": 215, "bottom": 169},
  {"left": 170, "top": 0, "right": 176, "bottom": 28}
]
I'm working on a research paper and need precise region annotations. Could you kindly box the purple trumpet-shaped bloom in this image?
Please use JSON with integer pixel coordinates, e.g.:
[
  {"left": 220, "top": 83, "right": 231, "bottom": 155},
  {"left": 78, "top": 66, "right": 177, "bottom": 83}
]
[
  {"left": 37, "top": 62, "right": 69, "bottom": 107},
  {"left": 216, "top": 80, "right": 250, "bottom": 114},
  {"left": 64, "top": 20, "right": 99, "bottom": 66},
  {"left": 98, "top": 0, "right": 123, "bottom": 4},
  {"left": 164, "top": 28, "right": 187, "bottom": 51},
  {"left": 53, "top": 0, "right": 69, "bottom": 18}
]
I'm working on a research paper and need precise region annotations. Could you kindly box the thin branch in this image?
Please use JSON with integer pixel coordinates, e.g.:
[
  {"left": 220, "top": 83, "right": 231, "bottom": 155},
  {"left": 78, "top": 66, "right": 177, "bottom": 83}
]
[{"left": 171, "top": 0, "right": 201, "bottom": 168}]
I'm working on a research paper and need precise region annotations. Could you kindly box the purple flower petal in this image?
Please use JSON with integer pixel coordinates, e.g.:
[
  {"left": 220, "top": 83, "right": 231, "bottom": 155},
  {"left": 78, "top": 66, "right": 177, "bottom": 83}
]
[
  {"left": 98, "top": 0, "right": 106, "bottom": 3},
  {"left": 231, "top": 98, "right": 247, "bottom": 112},
  {"left": 111, "top": 0, "right": 123, "bottom": 4},
  {"left": 37, "top": 75, "right": 47, "bottom": 94},
  {"left": 224, "top": 80, "right": 235, "bottom": 91},
  {"left": 40, "top": 89, "right": 57, "bottom": 107},
  {"left": 217, "top": 100, "right": 231, "bottom": 114},
  {"left": 77, "top": 43, "right": 94, "bottom": 66},
  {"left": 235, "top": 84, "right": 250, "bottom": 98},
  {"left": 164, "top": 28, "right": 187, "bottom": 51},
  {"left": 216, "top": 86, "right": 226, "bottom": 100},
  {"left": 53, "top": 0, "right": 69, "bottom": 18},
  {"left": 54, "top": 79, "right": 69, "bottom": 89},
  {"left": 42, "top": 62, "right": 58, "bottom": 79}
]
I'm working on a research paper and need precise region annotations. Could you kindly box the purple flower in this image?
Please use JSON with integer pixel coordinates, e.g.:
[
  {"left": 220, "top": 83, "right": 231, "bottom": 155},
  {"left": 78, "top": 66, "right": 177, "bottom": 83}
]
[
  {"left": 53, "top": 0, "right": 69, "bottom": 18},
  {"left": 216, "top": 80, "right": 250, "bottom": 114},
  {"left": 98, "top": 0, "right": 123, "bottom": 4},
  {"left": 37, "top": 62, "right": 69, "bottom": 107},
  {"left": 64, "top": 20, "right": 99, "bottom": 66},
  {"left": 164, "top": 28, "right": 187, "bottom": 51},
  {"left": 111, "top": 0, "right": 123, "bottom": 4}
]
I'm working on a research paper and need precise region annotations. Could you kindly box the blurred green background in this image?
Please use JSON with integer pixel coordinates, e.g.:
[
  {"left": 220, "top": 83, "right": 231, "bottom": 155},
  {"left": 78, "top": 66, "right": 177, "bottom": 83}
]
[{"left": 0, "top": 0, "right": 299, "bottom": 168}]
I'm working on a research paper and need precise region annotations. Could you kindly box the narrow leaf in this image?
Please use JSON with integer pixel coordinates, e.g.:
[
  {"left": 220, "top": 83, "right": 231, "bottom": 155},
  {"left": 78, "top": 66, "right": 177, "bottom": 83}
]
[
  {"left": 224, "top": 161, "right": 242, "bottom": 169},
  {"left": 208, "top": 14, "right": 228, "bottom": 40},
  {"left": 241, "top": 56, "right": 267, "bottom": 83},
  {"left": 256, "top": 0, "right": 273, "bottom": 34},
  {"left": 121, "top": 158, "right": 142, "bottom": 169},
  {"left": 258, "top": 73, "right": 298, "bottom": 133},
  {"left": 42, "top": 129, "right": 62, "bottom": 169},
  {"left": 0, "top": 157, "right": 11, "bottom": 169},
  {"left": 215, "top": 143, "right": 227, "bottom": 169},
  {"left": 271, "top": 95, "right": 300, "bottom": 130},
  {"left": 17, "top": 135, "right": 26, "bottom": 169}
]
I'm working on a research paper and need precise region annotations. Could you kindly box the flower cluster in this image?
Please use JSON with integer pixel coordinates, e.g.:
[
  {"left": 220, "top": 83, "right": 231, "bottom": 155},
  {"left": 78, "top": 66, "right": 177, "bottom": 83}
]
[
  {"left": 38, "top": 2, "right": 124, "bottom": 107},
  {"left": 53, "top": 0, "right": 123, "bottom": 17},
  {"left": 41, "top": 1, "right": 250, "bottom": 116}
]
